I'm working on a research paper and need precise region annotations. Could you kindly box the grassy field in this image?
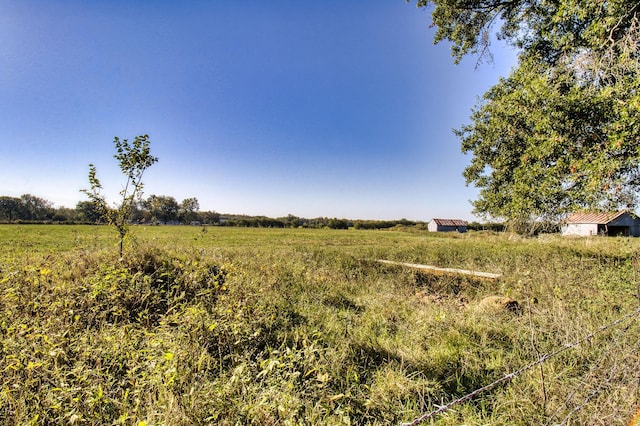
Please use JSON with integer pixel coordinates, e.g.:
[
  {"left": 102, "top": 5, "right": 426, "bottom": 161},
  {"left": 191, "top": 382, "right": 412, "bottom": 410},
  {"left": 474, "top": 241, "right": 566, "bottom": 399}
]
[{"left": 1, "top": 224, "right": 639, "bottom": 425}]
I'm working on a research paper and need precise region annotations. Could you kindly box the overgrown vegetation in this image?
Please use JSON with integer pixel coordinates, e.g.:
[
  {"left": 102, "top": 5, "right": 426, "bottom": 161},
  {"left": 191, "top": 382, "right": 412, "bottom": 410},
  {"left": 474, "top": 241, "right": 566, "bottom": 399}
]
[{"left": 1, "top": 225, "right": 639, "bottom": 424}]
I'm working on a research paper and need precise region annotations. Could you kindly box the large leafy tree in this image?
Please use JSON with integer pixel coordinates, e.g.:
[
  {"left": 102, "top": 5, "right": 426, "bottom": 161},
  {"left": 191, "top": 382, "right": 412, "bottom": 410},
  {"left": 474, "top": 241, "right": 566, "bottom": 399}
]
[
  {"left": 179, "top": 197, "right": 200, "bottom": 223},
  {"left": 75, "top": 200, "right": 105, "bottom": 223},
  {"left": 0, "top": 195, "right": 57, "bottom": 222},
  {"left": 20, "top": 194, "right": 55, "bottom": 221},
  {"left": 0, "top": 197, "right": 24, "bottom": 221},
  {"left": 142, "top": 195, "right": 180, "bottom": 224},
  {"left": 414, "top": 0, "right": 640, "bottom": 232}
]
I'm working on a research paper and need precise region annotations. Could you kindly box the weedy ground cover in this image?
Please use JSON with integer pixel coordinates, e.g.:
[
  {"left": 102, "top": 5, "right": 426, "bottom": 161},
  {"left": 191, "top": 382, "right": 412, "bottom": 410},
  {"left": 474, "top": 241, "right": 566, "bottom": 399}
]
[{"left": 1, "top": 225, "right": 639, "bottom": 425}]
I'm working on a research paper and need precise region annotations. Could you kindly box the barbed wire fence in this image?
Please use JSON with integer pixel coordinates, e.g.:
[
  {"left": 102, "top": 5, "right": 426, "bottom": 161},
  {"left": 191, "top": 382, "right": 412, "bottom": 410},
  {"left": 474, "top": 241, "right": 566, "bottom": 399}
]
[
  {"left": 400, "top": 306, "right": 640, "bottom": 426},
  {"left": 545, "top": 310, "right": 640, "bottom": 425}
]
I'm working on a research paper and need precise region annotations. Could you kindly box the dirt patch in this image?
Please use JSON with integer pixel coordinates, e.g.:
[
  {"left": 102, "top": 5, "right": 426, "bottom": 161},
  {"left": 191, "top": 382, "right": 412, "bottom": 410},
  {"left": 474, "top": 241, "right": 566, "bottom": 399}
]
[{"left": 416, "top": 290, "right": 468, "bottom": 309}]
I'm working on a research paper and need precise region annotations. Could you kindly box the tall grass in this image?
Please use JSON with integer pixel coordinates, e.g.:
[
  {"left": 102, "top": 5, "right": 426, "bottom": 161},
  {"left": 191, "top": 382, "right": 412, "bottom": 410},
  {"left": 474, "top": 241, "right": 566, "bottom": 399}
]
[{"left": 1, "top": 225, "right": 639, "bottom": 424}]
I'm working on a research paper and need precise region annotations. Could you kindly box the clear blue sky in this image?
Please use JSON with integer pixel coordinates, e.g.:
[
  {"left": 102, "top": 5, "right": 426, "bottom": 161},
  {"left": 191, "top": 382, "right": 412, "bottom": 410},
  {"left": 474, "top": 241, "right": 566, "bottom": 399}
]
[{"left": 0, "top": 0, "right": 517, "bottom": 221}]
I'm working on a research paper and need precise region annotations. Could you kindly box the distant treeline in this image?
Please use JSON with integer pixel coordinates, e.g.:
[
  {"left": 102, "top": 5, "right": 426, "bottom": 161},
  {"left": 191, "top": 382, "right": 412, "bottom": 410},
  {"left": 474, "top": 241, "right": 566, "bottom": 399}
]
[
  {"left": 467, "top": 222, "right": 506, "bottom": 232},
  {"left": 0, "top": 194, "right": 429, "bottom": 230},
  {"left": 0, "top": 194, "right": 217, "bottom": 225},
  {"left": 219, "top": 215, "right": 422, "bottom": 230}
]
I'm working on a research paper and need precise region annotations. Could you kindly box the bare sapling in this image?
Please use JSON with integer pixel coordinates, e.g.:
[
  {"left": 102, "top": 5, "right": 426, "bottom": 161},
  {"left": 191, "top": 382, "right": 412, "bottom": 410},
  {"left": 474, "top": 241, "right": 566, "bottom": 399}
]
[{"left": 82, "top": 134, "right": 158, "bottom": 257}]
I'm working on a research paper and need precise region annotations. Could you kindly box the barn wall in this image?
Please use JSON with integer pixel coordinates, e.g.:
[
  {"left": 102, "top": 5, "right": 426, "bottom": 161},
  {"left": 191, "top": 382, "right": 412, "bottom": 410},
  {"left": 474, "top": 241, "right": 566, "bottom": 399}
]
[
  {"left": 609, "top": 214, "right": 636, "bottom": 227},
  {"left": 609, "top": 213, "right": 640, "bottom": 235},
  {"left": 428, "top": 224, "right": 467, "bottom": 233},
  {"left": 438, "top": 226, "right": 457, "bottom": 232},
  {"left": 562, "top": 223, "right": 598, "bottom": 236}
]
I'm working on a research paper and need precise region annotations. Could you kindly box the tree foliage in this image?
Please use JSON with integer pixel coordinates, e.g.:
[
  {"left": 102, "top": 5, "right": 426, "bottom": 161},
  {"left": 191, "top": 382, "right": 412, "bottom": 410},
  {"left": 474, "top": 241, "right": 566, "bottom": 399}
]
[
  {"left": 20, "top": 194, "right": 55, "bottom": 221},
  {"left": 0, "top": 197, "right": 24, "bottom": 222},
  {"left": 142, "top": 195, "right": 180, "bottom": 224},
  {"left": 0, "top": 195, "right": 53, "bottom": 222},
  {"left": 414, "top": 0, "right": 640, "bottom": 232},
  {"left": 75, "top": 200, "right": 105, "bottom": 223},
  {"left": 180, "top": 197, "right": 200, "bottom": 223},
  {"left": 82, "top": 135, "right": 158, "bottom": 256}
]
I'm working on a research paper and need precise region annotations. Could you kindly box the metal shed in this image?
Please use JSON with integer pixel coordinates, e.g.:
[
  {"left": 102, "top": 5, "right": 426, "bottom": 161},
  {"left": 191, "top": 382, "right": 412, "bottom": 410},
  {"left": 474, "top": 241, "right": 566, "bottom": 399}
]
[
  {"left": 561, "top": 211, "right": 640, "bottom": 237},
  {"left": 428, "top": 218, "right": 468, "bottom": 233}
]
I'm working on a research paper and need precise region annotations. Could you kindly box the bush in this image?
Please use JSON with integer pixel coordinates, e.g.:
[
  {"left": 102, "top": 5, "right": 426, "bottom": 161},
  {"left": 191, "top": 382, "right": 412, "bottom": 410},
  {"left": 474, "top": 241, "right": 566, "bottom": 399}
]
[{"left": 0, "top": 246, "right": 229, "bottom": 424}]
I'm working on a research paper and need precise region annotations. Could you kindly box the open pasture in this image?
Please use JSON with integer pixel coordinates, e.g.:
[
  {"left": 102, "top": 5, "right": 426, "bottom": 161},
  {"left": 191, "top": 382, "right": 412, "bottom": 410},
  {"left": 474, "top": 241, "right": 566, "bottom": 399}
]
[{"left": 1, "top": 225, "right": 639, "bottom": 425}]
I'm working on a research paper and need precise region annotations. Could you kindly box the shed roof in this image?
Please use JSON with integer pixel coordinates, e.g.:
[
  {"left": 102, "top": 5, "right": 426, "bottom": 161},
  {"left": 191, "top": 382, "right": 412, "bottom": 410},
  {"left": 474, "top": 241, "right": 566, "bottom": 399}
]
[
  {"left": 432, "top": 218, "right": 468, "bottom": 227},
  {"left": 563, "top": 211, "right": 627, "bottom": 224}
]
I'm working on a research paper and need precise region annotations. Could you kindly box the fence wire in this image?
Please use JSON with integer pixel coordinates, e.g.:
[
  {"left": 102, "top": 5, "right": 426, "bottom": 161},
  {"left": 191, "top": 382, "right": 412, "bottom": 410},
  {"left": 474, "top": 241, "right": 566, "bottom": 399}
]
[
  {"left": 546, "top": 314, "right": 639, "bottom": 425},
  {"left": 400, "top": 307, "right": 640, "bottom": 426}
]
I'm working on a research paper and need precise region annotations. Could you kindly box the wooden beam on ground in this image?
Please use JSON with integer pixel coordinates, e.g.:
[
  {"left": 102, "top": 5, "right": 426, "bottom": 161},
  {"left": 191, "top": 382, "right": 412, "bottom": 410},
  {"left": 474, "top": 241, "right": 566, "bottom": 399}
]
[{"left": 377, "top": 259, "right": 502, "bottom": 281}]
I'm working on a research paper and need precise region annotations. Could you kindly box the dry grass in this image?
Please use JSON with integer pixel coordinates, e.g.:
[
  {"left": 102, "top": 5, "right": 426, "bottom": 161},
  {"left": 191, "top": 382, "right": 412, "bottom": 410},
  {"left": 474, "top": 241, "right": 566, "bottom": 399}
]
[{"left": 0, "top": 225, "right": 639, "bottom": 424}]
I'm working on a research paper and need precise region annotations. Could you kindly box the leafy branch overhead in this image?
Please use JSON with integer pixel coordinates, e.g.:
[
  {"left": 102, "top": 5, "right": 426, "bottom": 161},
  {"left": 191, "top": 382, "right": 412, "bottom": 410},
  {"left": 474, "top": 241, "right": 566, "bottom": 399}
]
[
  {"left": 82, "top": 135, "right": 158, "bottom": 256},
  {"left": 413, "top": 0, "right": 640, "bottom": 233}
]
